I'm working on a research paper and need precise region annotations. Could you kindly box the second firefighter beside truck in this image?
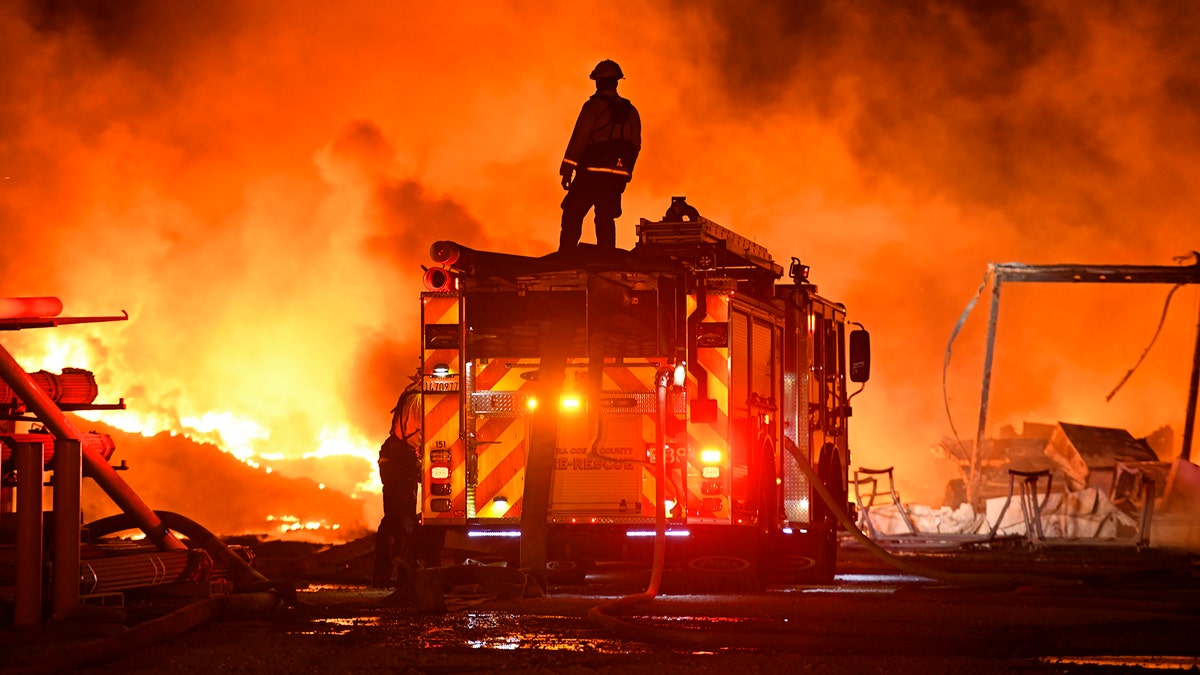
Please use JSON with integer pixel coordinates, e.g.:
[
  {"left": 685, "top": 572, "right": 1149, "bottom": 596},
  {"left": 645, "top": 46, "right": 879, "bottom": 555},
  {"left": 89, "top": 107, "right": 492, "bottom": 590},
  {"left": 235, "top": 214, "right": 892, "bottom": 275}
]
[
  {"left": 558, "top": 59, "right": 642, "bottom": 253},
  {"left": 373, "top": 377, "right": 426, "bottom": 595}
]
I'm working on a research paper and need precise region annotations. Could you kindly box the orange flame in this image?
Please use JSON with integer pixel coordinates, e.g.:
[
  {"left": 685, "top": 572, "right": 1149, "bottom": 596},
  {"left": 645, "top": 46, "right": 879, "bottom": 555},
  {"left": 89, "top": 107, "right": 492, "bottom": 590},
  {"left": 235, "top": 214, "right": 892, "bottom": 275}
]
[{"left": 3, "top": 2, "right": 1198, "bottom": 517}]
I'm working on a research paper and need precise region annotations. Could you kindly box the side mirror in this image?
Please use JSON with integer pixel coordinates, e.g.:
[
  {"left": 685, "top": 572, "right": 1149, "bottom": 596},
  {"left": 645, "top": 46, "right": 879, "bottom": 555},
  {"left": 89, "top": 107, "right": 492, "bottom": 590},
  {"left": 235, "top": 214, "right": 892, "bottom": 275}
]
[{"left": 849, "top": 329, "right": 871, "bottom": 383}]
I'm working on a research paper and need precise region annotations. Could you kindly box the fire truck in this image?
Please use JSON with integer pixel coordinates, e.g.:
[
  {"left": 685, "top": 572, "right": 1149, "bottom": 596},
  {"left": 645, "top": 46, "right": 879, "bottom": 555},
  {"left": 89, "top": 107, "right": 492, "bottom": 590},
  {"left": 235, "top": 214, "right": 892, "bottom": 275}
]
[{"left": 415, "top": 199, "right": 870, "bottom": 587}]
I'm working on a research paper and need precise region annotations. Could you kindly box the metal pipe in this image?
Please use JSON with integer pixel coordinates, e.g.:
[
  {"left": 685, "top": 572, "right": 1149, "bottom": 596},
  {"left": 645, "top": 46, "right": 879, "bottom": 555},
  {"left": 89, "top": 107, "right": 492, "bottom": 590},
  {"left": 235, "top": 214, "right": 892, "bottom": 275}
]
[
  {"left": 0, "top": 342, "right": 185, "bottom": 551},
  {"left": 970, "top": 269, "right": 1003, "bottom": 506},
  {"left": 1181, "top": 302, "right": 1200, "bottom": 461},
  {"left": 52, "top": 438, "right": 81, "bottom": 619},
  {"left": 650, "top": 367, "right": 669, "bottom": 595},
  {"left": 686, "top": 278, "right": 710, "bottom": 402},
  {"left": 14, "top": 441, "right": 43, "bottom": 628},
  {"left": 984, "top": 259, "right": 1200, "bottom": 461}
]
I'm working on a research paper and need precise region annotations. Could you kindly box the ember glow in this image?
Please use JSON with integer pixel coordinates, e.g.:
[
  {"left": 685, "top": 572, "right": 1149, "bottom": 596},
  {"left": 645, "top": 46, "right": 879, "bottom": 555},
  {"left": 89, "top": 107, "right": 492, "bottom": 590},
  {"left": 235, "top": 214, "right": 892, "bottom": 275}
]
[
  {"left": 3, "top": 0, "right": 1198, "bottom": 536},
  {"left": 267, "top": 514, "right": 341, "bottom": 536}
]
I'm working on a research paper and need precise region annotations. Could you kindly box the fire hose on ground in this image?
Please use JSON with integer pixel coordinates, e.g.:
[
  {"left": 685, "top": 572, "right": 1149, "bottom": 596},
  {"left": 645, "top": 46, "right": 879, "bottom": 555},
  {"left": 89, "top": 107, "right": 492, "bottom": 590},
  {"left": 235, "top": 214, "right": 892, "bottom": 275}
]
[
  {"left": 586, "top": 370, "right": 1082, "bottom": 650},
  {"left": 5, "top": 512, "right": 301, "bottom": 673},
  {"left": 84, "top": 510, "right": 302, "bottom": 603}
]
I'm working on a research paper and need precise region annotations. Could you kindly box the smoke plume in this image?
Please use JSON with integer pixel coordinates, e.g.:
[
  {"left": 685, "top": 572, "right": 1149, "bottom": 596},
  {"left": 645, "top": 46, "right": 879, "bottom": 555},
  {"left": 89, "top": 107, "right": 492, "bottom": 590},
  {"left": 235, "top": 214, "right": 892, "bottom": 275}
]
[{"left": 3, "top": 0, "right": 1198, "bottom": 526}]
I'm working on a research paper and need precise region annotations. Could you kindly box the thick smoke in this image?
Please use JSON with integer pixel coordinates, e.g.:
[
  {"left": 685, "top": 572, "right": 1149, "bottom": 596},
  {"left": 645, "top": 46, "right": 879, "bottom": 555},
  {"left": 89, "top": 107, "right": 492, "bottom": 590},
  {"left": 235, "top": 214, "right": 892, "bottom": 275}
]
[
  {"left": 675, "top": 0, "right": 1200, "bottom": 498},
  {"left": 3, "top": 0, "right": 1198, "bottom": 524}
]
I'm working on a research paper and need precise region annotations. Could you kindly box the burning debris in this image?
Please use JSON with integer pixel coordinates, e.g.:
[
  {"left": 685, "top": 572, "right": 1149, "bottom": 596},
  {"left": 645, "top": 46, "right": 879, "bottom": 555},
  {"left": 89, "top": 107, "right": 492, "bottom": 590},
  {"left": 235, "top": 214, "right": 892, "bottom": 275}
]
[{"left": 5, "top": 3, "right": 1200, "bottom": 518}]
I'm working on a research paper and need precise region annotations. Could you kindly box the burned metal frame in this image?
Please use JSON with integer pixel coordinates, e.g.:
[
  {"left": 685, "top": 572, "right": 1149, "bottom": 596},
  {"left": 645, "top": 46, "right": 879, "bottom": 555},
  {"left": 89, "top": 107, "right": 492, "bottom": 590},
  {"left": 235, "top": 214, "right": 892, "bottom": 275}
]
[{"left": 970, "top": 259, "right": 1200, "bottom": 504}]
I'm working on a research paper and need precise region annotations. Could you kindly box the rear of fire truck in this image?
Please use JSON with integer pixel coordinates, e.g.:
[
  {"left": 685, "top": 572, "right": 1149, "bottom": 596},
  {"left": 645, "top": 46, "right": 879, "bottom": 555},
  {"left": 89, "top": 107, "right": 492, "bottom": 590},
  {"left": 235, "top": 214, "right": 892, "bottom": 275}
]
[{"left": 417, "top": 202, "right": 869, "bottom": 587}]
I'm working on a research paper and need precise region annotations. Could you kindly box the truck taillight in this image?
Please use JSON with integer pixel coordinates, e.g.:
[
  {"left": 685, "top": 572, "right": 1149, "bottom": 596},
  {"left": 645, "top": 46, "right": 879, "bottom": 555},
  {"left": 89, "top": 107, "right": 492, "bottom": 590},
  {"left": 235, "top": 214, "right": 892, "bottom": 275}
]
[
  {"left": 700, "top": 448, "right": 723, "bottom": 464},
  {"left": 430, "top": 466, "right": 450, "bottom": 480},
  {"left": 559, "top": 394, "right": 582, "bottom": 411},
  {"left": 701, "top": 466, "right": 720, "bottom": 479}
]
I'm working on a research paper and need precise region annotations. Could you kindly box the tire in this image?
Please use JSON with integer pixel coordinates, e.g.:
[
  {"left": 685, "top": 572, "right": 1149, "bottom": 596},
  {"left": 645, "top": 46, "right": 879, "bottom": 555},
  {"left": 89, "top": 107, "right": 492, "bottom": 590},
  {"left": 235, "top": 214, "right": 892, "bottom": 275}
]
[
  {"left": 801, "top": 444, "right": 845, "bottom": 584},
  {"left": 754, "top": 440, "right": 780, "bottom": 588},
  {"left": 680, "top": 553, "right": 760, "bottom": 593}
]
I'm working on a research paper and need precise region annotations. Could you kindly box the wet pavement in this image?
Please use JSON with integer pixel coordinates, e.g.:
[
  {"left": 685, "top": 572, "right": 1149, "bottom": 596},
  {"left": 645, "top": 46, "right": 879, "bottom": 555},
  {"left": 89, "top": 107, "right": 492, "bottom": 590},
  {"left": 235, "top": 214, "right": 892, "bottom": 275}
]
[{"left": 6, "top": 545, "right": 1200, "bottom": 673}]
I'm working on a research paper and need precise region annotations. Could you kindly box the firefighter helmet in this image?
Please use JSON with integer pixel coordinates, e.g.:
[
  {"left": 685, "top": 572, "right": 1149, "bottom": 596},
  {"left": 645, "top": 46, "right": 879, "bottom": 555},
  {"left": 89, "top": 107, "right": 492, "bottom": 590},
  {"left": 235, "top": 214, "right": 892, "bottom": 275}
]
[{"left": 589, "top": 59, "right": 624, "bottom": 80}]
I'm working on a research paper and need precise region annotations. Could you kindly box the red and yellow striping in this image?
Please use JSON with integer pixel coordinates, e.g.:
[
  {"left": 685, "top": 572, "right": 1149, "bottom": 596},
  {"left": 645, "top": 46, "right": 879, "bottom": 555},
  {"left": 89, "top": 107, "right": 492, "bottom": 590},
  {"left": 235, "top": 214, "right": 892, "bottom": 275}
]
[
  {"left": 421, "top": 294, "right": 466, "bottom": 521},
  {"left": 682, "top": 292, "right": 732, "bottom": 522}
]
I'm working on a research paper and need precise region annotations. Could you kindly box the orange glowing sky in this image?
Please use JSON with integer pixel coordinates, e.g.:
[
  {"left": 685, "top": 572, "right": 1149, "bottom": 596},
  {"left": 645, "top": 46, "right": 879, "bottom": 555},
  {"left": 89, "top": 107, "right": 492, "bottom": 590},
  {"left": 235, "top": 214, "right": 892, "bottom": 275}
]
[{"left": 3, "top": 1, "right": 1198, "bottom": 517}]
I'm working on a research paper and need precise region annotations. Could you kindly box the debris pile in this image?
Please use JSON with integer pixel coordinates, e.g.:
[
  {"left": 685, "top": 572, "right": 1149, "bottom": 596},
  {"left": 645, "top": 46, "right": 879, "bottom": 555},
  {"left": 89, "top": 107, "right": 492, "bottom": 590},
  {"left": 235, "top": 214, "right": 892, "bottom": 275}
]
[{"left": 860, "top": 421, "right": 1200, "bottom": 550}]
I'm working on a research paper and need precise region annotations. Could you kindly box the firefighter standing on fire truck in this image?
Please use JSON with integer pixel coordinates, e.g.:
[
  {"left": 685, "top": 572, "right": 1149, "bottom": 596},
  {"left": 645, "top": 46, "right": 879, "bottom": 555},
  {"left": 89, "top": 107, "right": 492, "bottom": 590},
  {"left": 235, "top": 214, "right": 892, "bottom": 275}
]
[
  {"left": 558, "top": 59, "right": 642, "bottom": 253},
  {"left": 373, "top": 381, "right": 423, "bottom": 593}
]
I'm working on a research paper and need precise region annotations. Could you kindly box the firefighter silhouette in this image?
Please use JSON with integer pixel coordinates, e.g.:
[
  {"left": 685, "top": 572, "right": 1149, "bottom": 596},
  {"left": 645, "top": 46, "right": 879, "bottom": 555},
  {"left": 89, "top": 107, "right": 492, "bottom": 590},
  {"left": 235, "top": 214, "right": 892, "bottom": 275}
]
[
  {"left": 373, "top": 379, "right": 423, "bottom": 592},
  {"left": 558, "top": 59, "right": 642, "bottom": 252}
]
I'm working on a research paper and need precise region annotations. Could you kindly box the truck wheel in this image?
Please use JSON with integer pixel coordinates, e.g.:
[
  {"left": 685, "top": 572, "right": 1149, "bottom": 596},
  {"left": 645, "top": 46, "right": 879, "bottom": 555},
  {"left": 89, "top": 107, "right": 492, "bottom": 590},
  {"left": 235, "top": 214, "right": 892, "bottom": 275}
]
[
  {"left": 681, "top": 553, "right": 760, "bottom": 593},
  {"left": 754, "top": 440, "right": 780, "bottom": 588},
  {"left": 670, "top": 524, "right": 762, "bottom": 593},
  {"left": 802, "top": 445, "right": 845, "bottom": 584}
]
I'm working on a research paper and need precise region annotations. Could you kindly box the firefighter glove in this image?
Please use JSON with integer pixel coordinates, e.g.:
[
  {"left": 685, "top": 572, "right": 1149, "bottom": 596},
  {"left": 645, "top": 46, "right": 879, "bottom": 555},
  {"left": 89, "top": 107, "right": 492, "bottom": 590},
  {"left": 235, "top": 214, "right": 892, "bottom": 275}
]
[{"left": 559, "top": 161, "right": 574, "bottom": 190}]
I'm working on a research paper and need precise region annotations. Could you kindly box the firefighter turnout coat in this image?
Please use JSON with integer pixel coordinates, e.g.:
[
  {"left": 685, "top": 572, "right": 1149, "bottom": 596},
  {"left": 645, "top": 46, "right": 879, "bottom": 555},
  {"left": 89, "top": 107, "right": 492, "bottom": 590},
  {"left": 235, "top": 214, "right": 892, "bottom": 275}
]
[{"left": 561, "top": 89, "right": 642, "bottom": 180}]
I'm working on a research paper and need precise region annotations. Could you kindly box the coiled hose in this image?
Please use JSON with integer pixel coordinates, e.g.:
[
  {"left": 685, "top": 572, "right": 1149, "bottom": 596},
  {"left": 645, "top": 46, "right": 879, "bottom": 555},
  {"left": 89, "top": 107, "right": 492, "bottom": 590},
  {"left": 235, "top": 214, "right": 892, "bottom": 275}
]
[{"left": 6, "top": 511, "right": 299, "bottom": 673}]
